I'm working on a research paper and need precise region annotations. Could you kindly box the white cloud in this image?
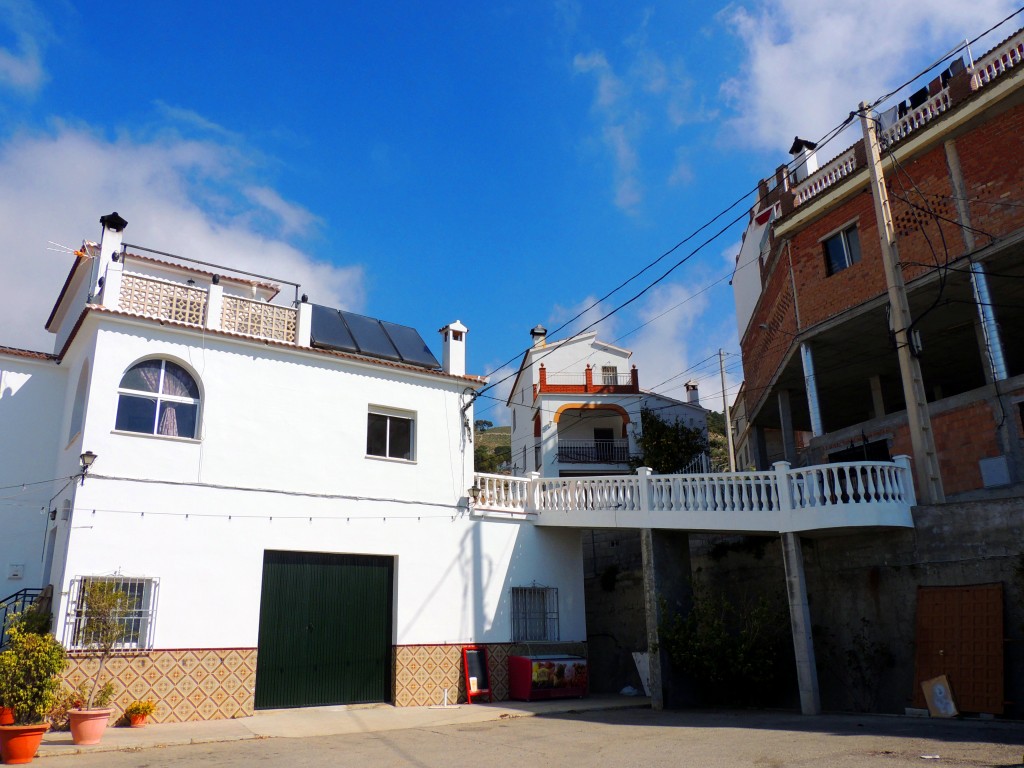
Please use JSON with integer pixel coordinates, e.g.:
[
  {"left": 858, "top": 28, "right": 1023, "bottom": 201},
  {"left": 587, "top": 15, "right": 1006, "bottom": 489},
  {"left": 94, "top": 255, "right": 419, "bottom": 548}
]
[
  {"left": 0, "top": 0, "right": 50, "bottom": 93},
  {"left": 242, "top": 186, "right": 323, "bottom": 237},
  {"left": 153, "top": 101, "right": 242, "bottom": 142},
  {"left": 472, "top": 362, "right": 518, "bottom": 426},
  {"left": 572, "top": 16, "right": 703, "bottom": 212},
  {"left": 667, "top": 149, "right": 694, "bottom": 187},
  {"left": 573, "top": 51, "right": 626, "bottom": 109},
  {"left": 624, "top": 282, "right": 711, "bottom": 396},
  {"left": 0, "top": 127, "right": 364, "bottom": 353},
  {"left": 547, "top": 294, "right": 618, "bottom": 341},
  {"left": 721, "top": 0, "right": 1021, "bottom": 152}
]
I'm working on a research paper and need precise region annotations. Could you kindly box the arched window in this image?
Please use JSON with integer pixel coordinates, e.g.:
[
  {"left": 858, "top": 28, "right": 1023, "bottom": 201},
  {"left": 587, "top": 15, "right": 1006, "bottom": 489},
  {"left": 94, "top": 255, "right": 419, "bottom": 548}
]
[{"left": 115, "top": 360, "right": 200, "bottom": 439}]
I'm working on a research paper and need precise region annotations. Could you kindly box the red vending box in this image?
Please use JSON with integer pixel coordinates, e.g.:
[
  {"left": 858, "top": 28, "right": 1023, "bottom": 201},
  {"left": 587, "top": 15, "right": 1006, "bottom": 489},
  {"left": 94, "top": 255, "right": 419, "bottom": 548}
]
[{"left": 508, "top": 655, "right": 588, "bottom": 701}]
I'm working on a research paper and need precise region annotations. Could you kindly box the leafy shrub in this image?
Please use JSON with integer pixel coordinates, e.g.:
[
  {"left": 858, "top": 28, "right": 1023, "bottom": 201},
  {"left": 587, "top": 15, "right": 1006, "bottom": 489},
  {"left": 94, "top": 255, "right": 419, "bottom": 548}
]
[
  {"left": 0, "top": 624, "right": 68, "bottom": 724},
  {"left": 658, "top": 581, "right": 790, "bottom": 706}
]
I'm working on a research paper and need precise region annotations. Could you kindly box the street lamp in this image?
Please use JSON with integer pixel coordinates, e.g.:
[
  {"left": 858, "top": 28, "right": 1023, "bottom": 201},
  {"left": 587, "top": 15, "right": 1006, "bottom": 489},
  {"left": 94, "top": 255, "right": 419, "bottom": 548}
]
[{"left": 79, "top": 451, "right": 97, "bottom": 486}]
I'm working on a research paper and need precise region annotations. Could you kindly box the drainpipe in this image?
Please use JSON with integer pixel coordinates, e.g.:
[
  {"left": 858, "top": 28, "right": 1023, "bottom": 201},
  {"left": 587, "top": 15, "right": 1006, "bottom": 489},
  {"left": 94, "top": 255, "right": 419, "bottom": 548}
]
[{"left": 969, "top": 263, "right": 1008, "bottom": 381}]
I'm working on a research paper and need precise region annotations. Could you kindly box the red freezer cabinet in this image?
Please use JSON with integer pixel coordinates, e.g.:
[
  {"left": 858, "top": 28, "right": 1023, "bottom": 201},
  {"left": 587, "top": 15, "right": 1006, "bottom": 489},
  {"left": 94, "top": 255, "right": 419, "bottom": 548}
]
[{"left": 508, "top": 655, "right": 588, "bottom": 701}]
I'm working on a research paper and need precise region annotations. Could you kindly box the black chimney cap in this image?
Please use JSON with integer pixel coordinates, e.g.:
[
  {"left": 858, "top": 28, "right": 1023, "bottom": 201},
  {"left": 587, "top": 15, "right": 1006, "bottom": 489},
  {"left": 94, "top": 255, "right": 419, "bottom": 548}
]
[
  {"left": 788, "top": 137, "right": 817, "bottom": 155},
  {"left": 99, "top": 212, "right": 128, "bottom": 232}
]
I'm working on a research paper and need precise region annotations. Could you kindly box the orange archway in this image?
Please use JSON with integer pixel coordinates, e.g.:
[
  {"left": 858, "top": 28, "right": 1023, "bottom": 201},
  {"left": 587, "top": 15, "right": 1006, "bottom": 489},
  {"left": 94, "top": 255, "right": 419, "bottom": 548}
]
[{"left": 552, "top": 402, "right": 630, "bottom": 427}]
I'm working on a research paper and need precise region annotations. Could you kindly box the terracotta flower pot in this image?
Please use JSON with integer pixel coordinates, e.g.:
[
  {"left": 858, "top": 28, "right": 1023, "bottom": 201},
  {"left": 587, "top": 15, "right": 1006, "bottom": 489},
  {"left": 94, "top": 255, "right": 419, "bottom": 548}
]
[
  {"left": 128, "top": 714, "right": 147, "bottom": 728},
  {"left": 68, "top": 709, "right": 113, "bottom": 746},
  {"left": 0, "top": 707, "right": 13, "bottom": 726},
  {"left": 0, "top": 723, "right": 50, "bottom": 765}
]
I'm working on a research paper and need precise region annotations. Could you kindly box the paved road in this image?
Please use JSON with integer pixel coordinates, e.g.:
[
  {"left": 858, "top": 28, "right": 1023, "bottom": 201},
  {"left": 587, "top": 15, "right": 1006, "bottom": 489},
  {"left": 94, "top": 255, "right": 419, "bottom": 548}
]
[{"left": 38, "top": 709, "right": 1024, "bottom": 768}]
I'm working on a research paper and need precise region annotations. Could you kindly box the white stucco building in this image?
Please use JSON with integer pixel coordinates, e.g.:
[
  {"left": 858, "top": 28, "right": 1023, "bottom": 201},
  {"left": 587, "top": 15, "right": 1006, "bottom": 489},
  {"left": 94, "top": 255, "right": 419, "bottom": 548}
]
[
  {"left": 0, "top": 214, "right": 586, "bottom": 720},
  {"left": 506, "top": 326, "right": 708, "bottom": 478}
]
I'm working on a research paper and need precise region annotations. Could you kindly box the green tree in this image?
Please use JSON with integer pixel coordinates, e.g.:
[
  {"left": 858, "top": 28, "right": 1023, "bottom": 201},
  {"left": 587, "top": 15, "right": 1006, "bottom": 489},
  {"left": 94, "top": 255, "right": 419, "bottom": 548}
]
[
  {"left": 474, "top": 442, "right": 501, "bottom": 473},
  {"left": 474, "top": 419, "right": 493, "bottom": 433},
  {"left": 630, "top": 408, "right": 709, "bottom": 473},
  {"left": 76, "top": 580, "right": 134, "bottom": 708}
]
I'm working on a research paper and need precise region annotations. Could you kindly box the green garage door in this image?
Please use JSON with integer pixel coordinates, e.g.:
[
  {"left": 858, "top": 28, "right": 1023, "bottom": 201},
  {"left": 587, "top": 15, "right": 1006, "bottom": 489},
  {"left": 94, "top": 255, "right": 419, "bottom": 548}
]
[{"left": 254, "top": 550, "right": 394, "bottom": 709}]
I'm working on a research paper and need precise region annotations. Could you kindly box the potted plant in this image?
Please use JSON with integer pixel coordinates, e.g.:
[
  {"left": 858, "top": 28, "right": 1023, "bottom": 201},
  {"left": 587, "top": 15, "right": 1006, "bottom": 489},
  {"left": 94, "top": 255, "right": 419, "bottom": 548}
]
[
  {"left": 67, "top": 580, "right": 133, "bottom": 746},
  {"left": 123, "top": 699, "right": 156, "bottom": 728},
  {"left": 0, "top": 622, "right": 68, "bottom": 765}
]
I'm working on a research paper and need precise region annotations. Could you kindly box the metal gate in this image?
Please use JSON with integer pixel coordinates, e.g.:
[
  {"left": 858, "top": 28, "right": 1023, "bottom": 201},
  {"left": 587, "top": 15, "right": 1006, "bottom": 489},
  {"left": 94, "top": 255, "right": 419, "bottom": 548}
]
[
  {"left": 254, "top": 550, "right": 394, "bottom": 709},
  {"left": 913, "top": 583, "right": 1004, "bottom": 714}
]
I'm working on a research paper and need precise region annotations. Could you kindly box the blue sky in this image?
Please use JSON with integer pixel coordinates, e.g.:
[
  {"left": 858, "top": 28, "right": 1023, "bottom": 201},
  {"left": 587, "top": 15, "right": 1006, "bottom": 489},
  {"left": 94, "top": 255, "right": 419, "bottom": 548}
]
[{"left": 1, "top": 0, "right": 1019, "bottom": 423}]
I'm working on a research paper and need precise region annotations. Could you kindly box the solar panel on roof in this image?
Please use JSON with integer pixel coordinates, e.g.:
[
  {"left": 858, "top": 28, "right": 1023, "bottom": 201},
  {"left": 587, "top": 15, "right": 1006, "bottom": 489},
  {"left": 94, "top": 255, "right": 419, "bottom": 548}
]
[
  {"left": 341, "top": 311, "right": 402, "bottom": 361},
  {"left": 310, "top": 304, "right": 358, "bottom": 353},
  {"left": 381, "top": 320, "right": 441, "bottom": 369},
  {"left": 309, "top": 303, "right": 441, "bottom": 370}
]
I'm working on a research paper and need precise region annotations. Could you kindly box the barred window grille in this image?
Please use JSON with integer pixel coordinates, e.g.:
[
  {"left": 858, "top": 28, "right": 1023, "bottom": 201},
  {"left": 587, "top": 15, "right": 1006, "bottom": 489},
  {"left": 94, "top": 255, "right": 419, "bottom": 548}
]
[
  {"left": 64, "top": 576, "right": 159, "bottom": 650},
  {"left": 511, "top": 585, "right": 559, "bottom": 642}
]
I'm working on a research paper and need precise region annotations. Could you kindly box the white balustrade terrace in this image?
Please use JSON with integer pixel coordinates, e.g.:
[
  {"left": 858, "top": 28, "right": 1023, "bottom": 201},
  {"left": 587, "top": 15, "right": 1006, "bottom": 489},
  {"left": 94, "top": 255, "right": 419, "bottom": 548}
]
[
  {"left": 471, "top": 457, "right": 916, "bottom": 534},
  {"left": 792, "top": 147, "right": 859, "bottom": 206}
]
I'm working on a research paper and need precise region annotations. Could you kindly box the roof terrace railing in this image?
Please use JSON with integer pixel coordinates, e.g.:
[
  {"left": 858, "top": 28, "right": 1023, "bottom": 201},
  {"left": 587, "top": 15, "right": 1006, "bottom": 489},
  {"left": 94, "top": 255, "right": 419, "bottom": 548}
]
[
  {"left": 112, "top": 272, "right": 299, "bottom": 344},
  {"left": 789, "top": 27, "right": 1024, "bottom": 208},
  {"left": 472, "top": 457, "right": 916, "bottom": 534}
]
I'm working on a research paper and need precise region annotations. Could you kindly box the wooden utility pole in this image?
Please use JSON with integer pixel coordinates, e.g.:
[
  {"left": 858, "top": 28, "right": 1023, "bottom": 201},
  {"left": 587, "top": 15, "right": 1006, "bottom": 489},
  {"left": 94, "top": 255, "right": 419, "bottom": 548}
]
[
  {"left": 720, "top": 349, "right": 736, "bottom": 472},
  {"left": 859, "top": 102, "right": 944, "bottom": 503}
]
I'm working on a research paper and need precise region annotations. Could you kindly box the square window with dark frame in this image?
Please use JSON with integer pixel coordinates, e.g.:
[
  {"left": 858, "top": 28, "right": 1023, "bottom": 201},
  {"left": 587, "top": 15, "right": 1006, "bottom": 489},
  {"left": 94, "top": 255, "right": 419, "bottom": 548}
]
[
  {"left": 511, "top": 585, "right": 559, "bottom": 642},
  {"left": 367, "top": 411, "right": 414, "bottom": 460},
  {"left": 823, "top": 224, "right": 861, "bottom": 276}
]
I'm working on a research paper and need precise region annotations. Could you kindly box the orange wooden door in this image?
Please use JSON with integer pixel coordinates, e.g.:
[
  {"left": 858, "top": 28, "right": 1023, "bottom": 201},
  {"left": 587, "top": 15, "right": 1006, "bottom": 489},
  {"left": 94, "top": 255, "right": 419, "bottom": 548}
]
[{"left": 913, "top": 583, "right": 1004, "bottom": 714}]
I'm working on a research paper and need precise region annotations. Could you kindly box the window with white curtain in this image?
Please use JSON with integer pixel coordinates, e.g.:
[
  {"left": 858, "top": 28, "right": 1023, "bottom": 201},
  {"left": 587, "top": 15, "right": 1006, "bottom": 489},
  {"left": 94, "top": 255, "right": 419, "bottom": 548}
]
[{"left": 115, "top": 359, "right": 200, "bottom": 439}]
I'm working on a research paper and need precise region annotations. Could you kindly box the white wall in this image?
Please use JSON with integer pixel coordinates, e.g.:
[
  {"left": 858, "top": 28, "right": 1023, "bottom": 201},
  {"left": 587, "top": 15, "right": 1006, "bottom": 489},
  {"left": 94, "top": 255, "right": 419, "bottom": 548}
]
[
  {"left": 51, "top": 314, "right": 586, "bottom": 648},
  {"left": 640, "top": 392, "right": 708, "bottom": 432},
  {"left": 0, "top": 354, "right": 66, "bottom": 597},
  {"left": 509, "top": 334, "right": 635, "bottom": 477},
  {"left": 732, "top": 216, "right": 769, "bottom": 344}
]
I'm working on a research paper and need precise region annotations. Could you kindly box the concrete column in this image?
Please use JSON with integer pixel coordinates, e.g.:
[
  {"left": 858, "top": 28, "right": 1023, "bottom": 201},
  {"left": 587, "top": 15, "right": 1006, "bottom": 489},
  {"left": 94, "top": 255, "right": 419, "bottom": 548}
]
[
  {"left": 869, "top": 375, "right": 886, "bottom": 419},
  {"left": 100, "top": 257, "right": 123, "bottom": 310},
  {"left": 799, "top": 342, "right": 824, "bottom": 437},
  {"left": 777, "top": 389, "right": 798, "bottom": 464},
  {"left": 753, "top": 426, "right": 768, "bottom": 471},
  {"left": 296, "top": 300, "right": 312, "bottom": 346},
  {"left": 206, "top": 284, "right": 224, "bottom": 331},
  {"left": 641, "top": 528, "right": 693, "bottom": 710},
  {"left": 780, "top": 531, "right": 821, "bottom": 715}
]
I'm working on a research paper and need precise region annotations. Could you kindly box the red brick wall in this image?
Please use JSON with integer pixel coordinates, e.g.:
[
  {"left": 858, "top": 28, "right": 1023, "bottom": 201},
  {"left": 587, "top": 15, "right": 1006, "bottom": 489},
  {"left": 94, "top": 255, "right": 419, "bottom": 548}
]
[
  {"left": 885, "top": 145, "right": 963, "bottom": 283},
  {"left": 788, "top": 189, "right": 887, "bottom": 329},
  {"left": 890, "top": 399, "right": 1000, "bottom": 496},
  {"left": 744, "top": 97, "right": 1024, "bottom": 466},
  {"left": 956, "top": 101, "right": 1024, "bottom": 242}
]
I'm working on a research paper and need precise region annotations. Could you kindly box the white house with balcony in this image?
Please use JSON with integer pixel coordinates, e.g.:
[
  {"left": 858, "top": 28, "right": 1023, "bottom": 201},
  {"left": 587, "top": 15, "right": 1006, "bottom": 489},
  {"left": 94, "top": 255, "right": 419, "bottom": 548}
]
[
  {"left": 0, "top": 213, "right": 588, "bottom": 721},
  {"left": 506, "top": 326, "right": 708, "bottom": 478}
]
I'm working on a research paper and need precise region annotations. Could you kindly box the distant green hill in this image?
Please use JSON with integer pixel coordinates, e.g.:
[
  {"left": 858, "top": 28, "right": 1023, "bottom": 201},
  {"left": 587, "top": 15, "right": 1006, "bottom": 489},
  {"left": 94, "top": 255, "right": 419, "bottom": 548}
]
[{"left": 474, "top": 425, "right": 510, "bottom": 473}]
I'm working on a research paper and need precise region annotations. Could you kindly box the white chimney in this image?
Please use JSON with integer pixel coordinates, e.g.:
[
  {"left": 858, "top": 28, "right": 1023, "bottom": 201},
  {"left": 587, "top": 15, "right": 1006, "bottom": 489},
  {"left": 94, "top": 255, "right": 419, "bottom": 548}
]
[
  {"left": 685, "top": 380, "right": 700, "bottom": 405},
  {"left": 95, "top": 212, "right": 127, "bottom": 305},
  {"left": 529, "top": 324, "right": 547, "bottom": 348},
  {"left": 788, "top": 137, "right": 819, "bottom": 184},
  {"left": 439, "top": 320, "right": 468, "bottom": 376}
]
